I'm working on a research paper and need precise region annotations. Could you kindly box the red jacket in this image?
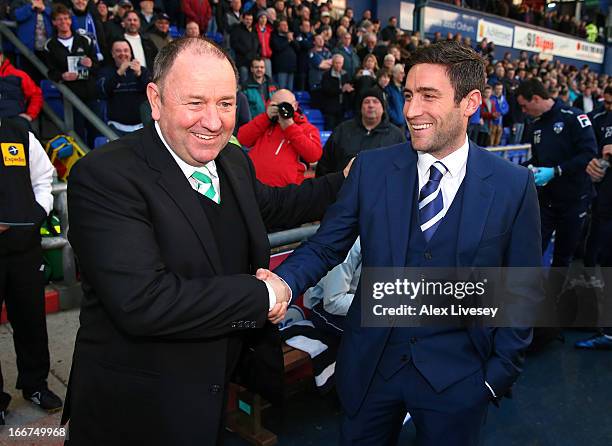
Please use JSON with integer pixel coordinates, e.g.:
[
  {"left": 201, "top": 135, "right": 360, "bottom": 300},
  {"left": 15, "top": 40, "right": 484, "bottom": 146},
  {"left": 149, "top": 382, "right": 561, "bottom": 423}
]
[
  {"left": 0, "top": 58, "right": 43, "bottom": 120},
  {"left": 238, "top": 111, "right": 322, "bottom": 187},
  {"left": 256, "top": 24, "right": 273, "bottom": 59},
  {"left": 181, "top": 0, "right": 212, "bottom": 33}
]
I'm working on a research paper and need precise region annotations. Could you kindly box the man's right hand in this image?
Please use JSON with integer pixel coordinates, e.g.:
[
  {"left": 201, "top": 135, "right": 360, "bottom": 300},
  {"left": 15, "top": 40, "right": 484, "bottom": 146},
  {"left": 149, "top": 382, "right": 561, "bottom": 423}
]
[
  {"left": 117, "top": 61, "right": 131, "bottom": 76},
  {"left": 0, "top": 224, "right": 9, "bottom": 234},
  {"left": 266, "top": 103, "right": 279, "bottom": 121},
  {"left": 586, "top": 158, "right": 607, "bottom": 182},
  {"left": 256, "top": 268, "right": 290, "bottom": 324},
  {"left": 62, "top": 72, "right": 78, "bottom": 81}
]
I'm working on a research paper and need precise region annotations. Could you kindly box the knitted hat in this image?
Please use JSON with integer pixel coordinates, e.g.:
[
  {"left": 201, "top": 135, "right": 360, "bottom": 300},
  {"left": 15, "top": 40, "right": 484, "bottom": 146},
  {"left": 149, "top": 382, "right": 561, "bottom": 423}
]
[{"left": 360, "top": 87, "right": 385, "bottom": 108}]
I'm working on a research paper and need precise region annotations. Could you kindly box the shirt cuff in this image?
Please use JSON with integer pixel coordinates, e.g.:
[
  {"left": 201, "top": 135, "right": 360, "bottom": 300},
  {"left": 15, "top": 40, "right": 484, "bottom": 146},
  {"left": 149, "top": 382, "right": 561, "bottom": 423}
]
[
  {"left": 264, "top": 281, "right": 276, "bottom": 311},
  {"left": 279, "top": 275, "right": 293, "bottom": 303},
  {"left": 484, "top": 381, "right": 497, "bottom": 399}
]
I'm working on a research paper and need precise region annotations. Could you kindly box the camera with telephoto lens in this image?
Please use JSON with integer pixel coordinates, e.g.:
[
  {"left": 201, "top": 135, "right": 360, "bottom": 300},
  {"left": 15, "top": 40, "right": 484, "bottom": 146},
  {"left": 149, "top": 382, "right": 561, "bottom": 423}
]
[{"left": 277, "top": 102, "right": 294, "bottom": 119}]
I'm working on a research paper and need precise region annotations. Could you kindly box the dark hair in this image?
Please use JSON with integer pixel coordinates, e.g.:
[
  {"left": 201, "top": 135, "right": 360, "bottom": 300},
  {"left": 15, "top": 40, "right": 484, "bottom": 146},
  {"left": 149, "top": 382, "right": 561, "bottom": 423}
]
[
  {"left": 604, "top": 86, "right": 612, "bottom": 96},
  {"left": 124, "top": 10, "right": 140, "bottom": 21},
  {"left": 152, "top": 37, "right": 238, "bottom": 92},
  {"left": 51, "top": 4, "right": 71, "bottom": 20},
  {"left": 406, "top": 41, "right": 486, "bottom": 104},
  {"left": 516, "top": 78, "right": 550, "bottom": 100}
]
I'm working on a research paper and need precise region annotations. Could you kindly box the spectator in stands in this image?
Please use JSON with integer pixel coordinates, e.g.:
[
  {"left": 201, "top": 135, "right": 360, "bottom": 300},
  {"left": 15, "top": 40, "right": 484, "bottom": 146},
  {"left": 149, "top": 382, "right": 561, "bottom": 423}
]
[
  {"left": 291, "top": 4, "right": 309, "bottom": 33},
  {"left": 487, "top": 63, "right": 505, "bottom": 88},
  {"left": 97, "top": 39, "right": 149, "bottom": 135},
  {"left": 238, "top": 89, "right": 322, "bottom": 186},
  {"left": 219, "top": 0, "right": 239, "bottom": 48},
  {"left": 103, "top": 0, "right": 132, "bottom": 42},
  {"left": 230, "top": 11, "right": 260, "bottom": 84},
  {"left": 320, "top": 53, "right": 354, "bottom": 131},
  {"left": 491, "top": 83, "right": 509, "bottom": 145},
  {"left": 352, "top": 53, "right": 378, "bottom": 105},
  {"left": 270, "top": 18, "right": 298, "bottom": 91},
  {"left": 0, "top": 46, "right": 43, "bottom": 131},
  {"left": 146, "top": 12, "right": 172, "bottom": 51},
  {"left": 356, "top": 32, "right": 376, "bottom": 62},
  {"left": 0, "top": 119, "right": 62, "bottom": 426},
  {"left": 234, "top": 90, "right": 251, "bottom": 136},
  {"left": 385, "top": 63, "right": 406, "bottom": 131},
  {"left": 294, "top": 19, "right": 313, "bottom": 91},
  {"left": 303, "top": 237, "right": 361, "bottom": 337},
  {"left": 254, "top": 10, "right": 273, "bottom": 78},
  {"left": 181, "top": 0, "right": 212, "bottom": 38},
  {"left": 308, "top": 33, "right": 332, "bottom": 106},
  {"left": 380, "top": 16, "right": 398, "bottom": 43},
  {"left": 381, "top": 53, "right": 395, "bottom": 75},
  {"left": 242, "top": 57, "right": 278, "bottom": 118},
  {"left": 332, "top": 31, "right": 359, "bottom": 81},
  {"left": 185, "top": 20, "right": 201, "bottom": 37},
  {"left": 374, "top": 69, "right": 390, "bottom": 105},
  {"left": 248, "top": 0, "right": 267, "bottom": 18},
  {"left": 574, "top": 83, "right": 597, "bottom": 113},
  {"left": 316, "top": 88, "right": 406, "bottom": 176},
  {"left": 136, "top": 0, "right": 155, "bottom": 33},
  {"left": 479, "top": 85, "right": 499, "bottom": 146},
  {"left": 122, "top": 10, "right": 157, "bottom": 69},
  {"left": 12, "top": 0, "right": 52, "bottom": 83},
  {"left": 45, "top": 4, "right": 101, "bottom": 146},
  {"left": 71, "top": 0, "right": 106, "bottom": 61}
]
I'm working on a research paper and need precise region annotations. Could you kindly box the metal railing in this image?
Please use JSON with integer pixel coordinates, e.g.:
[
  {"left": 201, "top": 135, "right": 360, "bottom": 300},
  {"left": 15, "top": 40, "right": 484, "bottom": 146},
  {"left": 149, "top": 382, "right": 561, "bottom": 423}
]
[{"left": 0, "top": 21, "right": 119, "bottom": 150}]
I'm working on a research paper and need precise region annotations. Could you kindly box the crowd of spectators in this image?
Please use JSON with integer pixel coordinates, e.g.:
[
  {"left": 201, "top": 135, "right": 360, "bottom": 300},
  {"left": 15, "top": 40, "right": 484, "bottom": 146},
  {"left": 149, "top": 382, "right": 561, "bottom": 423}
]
[{"left": 0, "top": 0, "right": 610, "bottom": 183}]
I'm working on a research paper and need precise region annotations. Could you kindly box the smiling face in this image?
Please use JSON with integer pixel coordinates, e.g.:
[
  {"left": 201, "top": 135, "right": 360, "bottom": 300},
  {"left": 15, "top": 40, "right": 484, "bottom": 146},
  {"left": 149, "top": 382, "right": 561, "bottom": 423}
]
[
  {"left": 147, "top": 49, "right": 237, "bottom": 166},
  {"left": 404, "top": 63, "right": 479, "bottom": 157},
  {"left": 111, "top": 41, "right": 132, "bottom": 66},
  {"left": 52, "top": 13, "right": 72, "bottom": 35}
]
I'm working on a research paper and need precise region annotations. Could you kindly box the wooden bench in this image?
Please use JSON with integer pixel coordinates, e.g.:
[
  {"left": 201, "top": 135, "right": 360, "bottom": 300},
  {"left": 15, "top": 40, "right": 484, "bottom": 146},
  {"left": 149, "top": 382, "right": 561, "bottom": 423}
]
[{"left": 226, "top": 344, "right": 313, "bottom": 445}]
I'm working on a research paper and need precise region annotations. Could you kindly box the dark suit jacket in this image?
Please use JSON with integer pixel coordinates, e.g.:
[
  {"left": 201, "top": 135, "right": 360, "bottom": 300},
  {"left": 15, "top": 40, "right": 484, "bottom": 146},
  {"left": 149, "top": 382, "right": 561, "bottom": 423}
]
[
  {"left": 62, "top": 124, "right": 343, "bottom": 445},
  {"left": 276, "top": 142, "right": 543, "bottom": 417}
]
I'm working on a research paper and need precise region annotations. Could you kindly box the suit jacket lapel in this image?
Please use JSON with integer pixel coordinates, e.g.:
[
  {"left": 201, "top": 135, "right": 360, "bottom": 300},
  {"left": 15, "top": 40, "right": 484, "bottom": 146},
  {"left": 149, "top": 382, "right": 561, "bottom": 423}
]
[
  {"left": 387, "top": 146, "right": 418, "bottom": 267},
  {"left": 141, "top": 124, "right": 223, "bottom": 274},
  {"left": 457, "top": 143, "right": 495, "bottom": 266}
]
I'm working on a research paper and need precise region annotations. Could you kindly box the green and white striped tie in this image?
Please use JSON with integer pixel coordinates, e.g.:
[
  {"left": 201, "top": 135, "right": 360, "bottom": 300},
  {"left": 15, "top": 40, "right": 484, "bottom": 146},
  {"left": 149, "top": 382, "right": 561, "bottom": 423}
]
[{"left": 190, "top": 170, "right": 220, "bottom": 204}]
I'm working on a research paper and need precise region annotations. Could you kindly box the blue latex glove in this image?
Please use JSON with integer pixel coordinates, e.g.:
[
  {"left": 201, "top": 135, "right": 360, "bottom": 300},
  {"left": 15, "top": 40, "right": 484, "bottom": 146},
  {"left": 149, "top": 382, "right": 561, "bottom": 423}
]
[{"left": 534, "top": 167, "right": 554, "bottom": 186}]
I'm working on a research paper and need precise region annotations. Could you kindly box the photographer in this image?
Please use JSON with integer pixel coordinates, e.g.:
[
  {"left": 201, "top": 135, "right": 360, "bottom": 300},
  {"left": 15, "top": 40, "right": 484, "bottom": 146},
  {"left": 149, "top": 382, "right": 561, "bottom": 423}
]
[{"left": 237, "top": 89, "right": 322, "bottom": 187}]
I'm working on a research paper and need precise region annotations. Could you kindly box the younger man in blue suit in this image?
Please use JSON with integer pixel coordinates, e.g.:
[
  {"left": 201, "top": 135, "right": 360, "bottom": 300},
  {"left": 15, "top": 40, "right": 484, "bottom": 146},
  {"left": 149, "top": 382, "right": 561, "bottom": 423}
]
[{"left": 264, "top": 41, "right": 543, "bottom": 445}]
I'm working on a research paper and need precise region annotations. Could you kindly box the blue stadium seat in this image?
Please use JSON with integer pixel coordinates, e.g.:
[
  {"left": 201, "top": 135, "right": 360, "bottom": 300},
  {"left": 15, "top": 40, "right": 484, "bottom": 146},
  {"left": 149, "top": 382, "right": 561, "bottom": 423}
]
[
  {"left": 319, "top": 130, "right": 331, "bottom": 146},
  {"left": 169, "top": 25, "right": 182, "bottom": 38},
  {"left": 41, "top": 80, "right": 63, "bottom": 119},
  {"left": 295, "top": 91, "right": 311, "bottom": 106},
  {"left": 94, "top": 136, "right": 109, "bottom": 149},
  {"left": 303, "top": 108, "right": 324, "bottom": 125},
  {"left": 205, "top": 32, "right": 224, "bottom": 44}
]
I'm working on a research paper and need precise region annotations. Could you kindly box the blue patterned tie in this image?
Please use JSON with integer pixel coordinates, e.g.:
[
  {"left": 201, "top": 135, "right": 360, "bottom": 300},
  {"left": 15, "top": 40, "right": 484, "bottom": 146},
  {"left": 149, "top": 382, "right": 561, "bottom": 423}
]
[{"left": 419, "top": 161, "right": 448, "bottom": 242}]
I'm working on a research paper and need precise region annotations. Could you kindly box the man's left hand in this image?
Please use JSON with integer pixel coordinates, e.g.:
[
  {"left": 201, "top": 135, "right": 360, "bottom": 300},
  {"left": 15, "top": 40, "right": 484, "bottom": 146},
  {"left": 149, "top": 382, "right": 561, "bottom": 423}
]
[
  {"left": 533, "top": 167, "right": 554, "bottom": 186},
  {"left": 279, "top": 117, "right": 294, "bottom": 130},
  {"left": 256, "top": 268, "right": 290, "bottom": 324},
  {"left": 80, "top": 57, "right": 93, "bottom": 68}
]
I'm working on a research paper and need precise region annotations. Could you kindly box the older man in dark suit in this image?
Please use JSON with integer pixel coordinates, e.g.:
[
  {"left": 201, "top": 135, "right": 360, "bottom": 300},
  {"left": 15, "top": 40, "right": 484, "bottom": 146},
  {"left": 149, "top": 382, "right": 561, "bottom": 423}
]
[{"left": 62, "top": 37, "right": 345, "bottom": 445}]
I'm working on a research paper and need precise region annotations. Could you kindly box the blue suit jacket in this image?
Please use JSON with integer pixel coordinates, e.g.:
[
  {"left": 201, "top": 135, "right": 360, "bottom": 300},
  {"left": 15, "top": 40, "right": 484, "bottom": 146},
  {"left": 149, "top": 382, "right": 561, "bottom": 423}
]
[{"left": 276, "top": 141, "right": 542, "bottom": 416}]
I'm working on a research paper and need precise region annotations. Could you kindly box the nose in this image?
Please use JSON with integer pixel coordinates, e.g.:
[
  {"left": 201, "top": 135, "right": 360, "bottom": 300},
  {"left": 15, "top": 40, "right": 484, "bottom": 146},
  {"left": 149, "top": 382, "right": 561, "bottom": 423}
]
[{"left": 198, "top": 104, "right": 223, "bottom": 132}]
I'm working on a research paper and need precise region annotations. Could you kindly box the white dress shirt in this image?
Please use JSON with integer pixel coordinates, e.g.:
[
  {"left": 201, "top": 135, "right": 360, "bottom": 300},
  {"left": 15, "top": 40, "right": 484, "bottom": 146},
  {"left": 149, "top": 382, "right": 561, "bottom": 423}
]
[
  {"left": 417, "top": 134, "right": 469, "bottom": 214},
  {"left": 154, "top": 122, "right": 276, "bottom": 310}
]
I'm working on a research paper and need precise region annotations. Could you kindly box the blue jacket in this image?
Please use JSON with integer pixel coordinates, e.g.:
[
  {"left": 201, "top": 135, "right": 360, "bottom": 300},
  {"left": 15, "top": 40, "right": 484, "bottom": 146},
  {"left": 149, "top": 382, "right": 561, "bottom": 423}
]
[
  {"left": 492, "top": 94, "right": 509, "bottom": 126},
  {"left": 385, "top": 82, "right": 406, "bottom": 129},
  {"left": 13, "top": 3, "right": 52, "bottom": 52},
  {"left": 276, "top": 142, "right": 542, "bottom": 416}
]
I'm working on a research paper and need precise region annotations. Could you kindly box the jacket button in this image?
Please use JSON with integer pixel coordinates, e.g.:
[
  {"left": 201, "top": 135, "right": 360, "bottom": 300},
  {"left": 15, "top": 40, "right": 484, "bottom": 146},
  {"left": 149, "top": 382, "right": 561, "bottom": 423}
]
[
  {"left": 209, "top": 384, "right": 222, "bottom": 394},
  {"left": 424, "top": 252, "right": 432, "bottom": 260},
  {"left": 410, "top": 337, "right": 418, "bottom": 344}
]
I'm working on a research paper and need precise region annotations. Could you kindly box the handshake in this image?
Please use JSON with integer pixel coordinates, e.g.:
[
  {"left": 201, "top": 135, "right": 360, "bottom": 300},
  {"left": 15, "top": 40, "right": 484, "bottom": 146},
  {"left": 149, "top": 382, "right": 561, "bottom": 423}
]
[{"left": 256, "top": 268, "right": 291, "bottom": 324}]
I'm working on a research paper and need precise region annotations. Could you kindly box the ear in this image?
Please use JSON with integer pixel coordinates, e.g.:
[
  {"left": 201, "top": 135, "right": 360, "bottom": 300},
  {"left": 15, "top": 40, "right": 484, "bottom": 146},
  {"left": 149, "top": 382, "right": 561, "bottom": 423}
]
[
  {"left": 463, "top": 88, "right": 482, "bottom": 118},
  {"left": 146, "top": 82, "right": 162, "bottom": 121}
]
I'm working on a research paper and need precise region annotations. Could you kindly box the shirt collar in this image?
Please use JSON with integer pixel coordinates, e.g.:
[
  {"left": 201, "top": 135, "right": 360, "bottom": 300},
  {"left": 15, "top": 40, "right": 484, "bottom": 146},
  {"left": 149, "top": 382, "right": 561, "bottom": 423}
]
[
  {"left": 417, "top": 134, "right": 469, "bottom": 179},
  {"left": 154, "top": 121, "right": 218, "bottom": 180}
]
